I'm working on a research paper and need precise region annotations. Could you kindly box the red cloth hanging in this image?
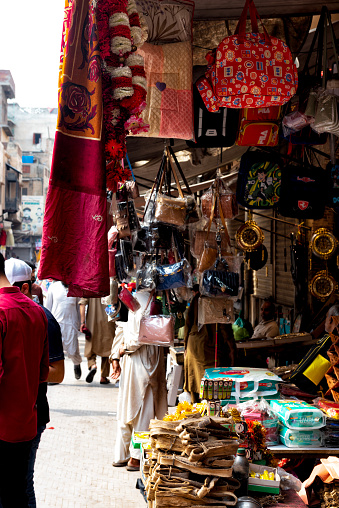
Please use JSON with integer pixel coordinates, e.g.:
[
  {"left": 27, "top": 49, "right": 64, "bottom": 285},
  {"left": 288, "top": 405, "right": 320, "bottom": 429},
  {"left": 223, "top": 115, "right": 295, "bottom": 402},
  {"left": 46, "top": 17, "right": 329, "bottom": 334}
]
[{"left": 38, "top": 0, "right": 109, "bottom": 297}]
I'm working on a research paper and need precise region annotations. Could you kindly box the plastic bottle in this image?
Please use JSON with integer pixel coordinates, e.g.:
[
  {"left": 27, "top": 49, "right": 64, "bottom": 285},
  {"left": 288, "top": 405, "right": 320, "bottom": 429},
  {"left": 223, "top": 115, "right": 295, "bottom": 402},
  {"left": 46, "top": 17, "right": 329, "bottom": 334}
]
[{"left": 232, "top": 448, "right": 250, "bottom": 497}]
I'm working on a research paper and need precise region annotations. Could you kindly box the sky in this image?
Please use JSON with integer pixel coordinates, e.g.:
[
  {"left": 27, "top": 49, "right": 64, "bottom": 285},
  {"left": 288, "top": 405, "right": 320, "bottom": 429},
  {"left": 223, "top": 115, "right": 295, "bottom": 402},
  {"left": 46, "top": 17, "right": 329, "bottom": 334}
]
[{"left": 0, "top": 0, "right": 65, "bottom": 108}]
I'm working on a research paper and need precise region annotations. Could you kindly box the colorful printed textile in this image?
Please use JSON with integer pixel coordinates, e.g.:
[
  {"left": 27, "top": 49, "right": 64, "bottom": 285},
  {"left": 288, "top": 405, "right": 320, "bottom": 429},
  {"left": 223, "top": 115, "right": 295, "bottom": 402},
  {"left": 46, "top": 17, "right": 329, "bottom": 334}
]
[
  {"left": 214, "top": 33, "right": 298, "bottom": 108},
  {"left": 136, "top": 41, "right": 193, "bottom": 139},
  {"left": 236, "top": 150, "right": 282, "bottom": 209},
  {"left": 38, "top": 0, "right": 109, "bottom": 297},
  {"left": 197, "top": 0, "right": 297, "bottom": 111}
]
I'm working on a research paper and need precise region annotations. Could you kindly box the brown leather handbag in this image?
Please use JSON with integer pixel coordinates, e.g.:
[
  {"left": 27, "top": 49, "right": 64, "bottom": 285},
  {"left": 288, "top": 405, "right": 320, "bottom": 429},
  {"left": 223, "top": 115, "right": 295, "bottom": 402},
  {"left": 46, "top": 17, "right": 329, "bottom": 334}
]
[
  {"left": 192, "top": 231, "right": 229, "bottom": 259},
  {"left": 196, "top": 180, "right": 232, "bottom": 272},
  {"left": 155, "top": 193, "right": 187, "bottom": 227},
  {"left": 116, "top": 210, "right": 131, "bottom": 238},
  {"left": 198, "top": 244, "right": 218, "bottom": 273},
  {"left": 201, "top": 176, "right": 238, "bottom": 220}
]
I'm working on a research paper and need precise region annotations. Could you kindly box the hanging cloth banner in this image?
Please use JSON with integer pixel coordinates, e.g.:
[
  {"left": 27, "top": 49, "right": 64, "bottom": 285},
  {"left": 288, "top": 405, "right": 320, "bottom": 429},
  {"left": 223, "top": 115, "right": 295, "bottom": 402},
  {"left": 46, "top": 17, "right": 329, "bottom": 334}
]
[{"left": 38, "top": 0, "right": 109, "bottom": 297}]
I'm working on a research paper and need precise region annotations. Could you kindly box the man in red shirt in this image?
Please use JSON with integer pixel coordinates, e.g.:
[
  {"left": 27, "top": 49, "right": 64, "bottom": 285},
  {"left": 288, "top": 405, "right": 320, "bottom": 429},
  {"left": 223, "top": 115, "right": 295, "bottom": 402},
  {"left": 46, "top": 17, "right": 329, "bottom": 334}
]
[{"left": 0, "top": 255, "right": 49, "bottom": 507}]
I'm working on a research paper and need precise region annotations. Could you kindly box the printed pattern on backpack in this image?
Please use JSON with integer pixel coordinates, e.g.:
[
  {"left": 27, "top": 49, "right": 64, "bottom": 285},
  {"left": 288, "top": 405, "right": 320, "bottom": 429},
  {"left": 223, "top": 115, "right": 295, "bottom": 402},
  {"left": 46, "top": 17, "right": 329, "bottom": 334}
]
[
  {"left": 237, "top": 151, "right": 282, "bottom": 209},
  {"left": 215, "top": 33, "right": 298, "bottom": 108}
]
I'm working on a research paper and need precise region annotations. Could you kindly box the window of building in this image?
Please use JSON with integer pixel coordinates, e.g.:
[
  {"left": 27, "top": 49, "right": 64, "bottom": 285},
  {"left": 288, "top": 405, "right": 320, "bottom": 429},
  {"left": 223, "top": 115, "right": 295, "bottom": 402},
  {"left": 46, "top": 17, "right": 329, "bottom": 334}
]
[
  {"left": 22, "top": 165, "right": 30, "bottom": 174},
  {"left": 33, "top": 133, "right": 41, "bottom": 145},
  {"left": 22, "top": 188, "right": 28, "bottom": 196}
]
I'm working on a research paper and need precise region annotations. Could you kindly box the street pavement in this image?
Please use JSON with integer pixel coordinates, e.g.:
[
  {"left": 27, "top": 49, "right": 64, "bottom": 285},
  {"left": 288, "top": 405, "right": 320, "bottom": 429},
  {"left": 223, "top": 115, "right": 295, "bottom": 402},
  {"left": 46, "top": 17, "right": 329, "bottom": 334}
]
[{"left": 34, "top": 335, "right": 143, "bottom": 508}]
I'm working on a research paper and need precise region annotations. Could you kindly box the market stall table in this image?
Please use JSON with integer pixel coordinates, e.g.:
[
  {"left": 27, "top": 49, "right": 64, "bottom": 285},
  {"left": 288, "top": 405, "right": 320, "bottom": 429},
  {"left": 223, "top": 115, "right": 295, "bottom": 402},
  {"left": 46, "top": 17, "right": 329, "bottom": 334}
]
[
  {"left": 236, "top": 334, "right": 314, "bottom": 366},
  {"left": 236, "top": 334, "right": 314, "bottom": 349}
]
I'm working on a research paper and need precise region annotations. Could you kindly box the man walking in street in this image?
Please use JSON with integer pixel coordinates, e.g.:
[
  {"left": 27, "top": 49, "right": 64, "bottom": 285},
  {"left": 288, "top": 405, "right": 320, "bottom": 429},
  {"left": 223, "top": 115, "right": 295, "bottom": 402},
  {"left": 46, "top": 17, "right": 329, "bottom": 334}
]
[
  {"left": 5, "top": 257, "right": 65, "bottom": 508},
  {"left": 0, "top": 254, "right": 49, "bottom": 507},
  {"left": 79, "top": 297, "right": 115, "bottom": 384}
]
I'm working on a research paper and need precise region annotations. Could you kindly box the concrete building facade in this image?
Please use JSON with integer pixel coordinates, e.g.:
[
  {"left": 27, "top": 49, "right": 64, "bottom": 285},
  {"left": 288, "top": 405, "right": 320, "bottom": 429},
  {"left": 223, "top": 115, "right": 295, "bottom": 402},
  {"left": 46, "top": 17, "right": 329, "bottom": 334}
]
[{"left": 5, "top": 84, "right": 57, "bottom": 261}]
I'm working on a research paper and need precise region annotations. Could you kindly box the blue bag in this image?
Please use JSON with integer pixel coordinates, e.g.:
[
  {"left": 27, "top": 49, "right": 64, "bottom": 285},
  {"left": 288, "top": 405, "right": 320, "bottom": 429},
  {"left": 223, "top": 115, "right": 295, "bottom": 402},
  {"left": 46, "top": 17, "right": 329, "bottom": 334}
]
[{"left": 156, "top": 260, "right": 186, "bottom": 291}]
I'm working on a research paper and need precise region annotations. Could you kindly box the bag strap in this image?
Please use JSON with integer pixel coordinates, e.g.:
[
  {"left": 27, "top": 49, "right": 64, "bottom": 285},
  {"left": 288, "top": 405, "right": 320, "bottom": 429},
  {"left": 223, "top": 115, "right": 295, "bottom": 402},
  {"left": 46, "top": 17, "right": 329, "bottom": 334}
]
[
  {"left": 216, "top": 181, "right": 231, "bottom": 248},
  {"left": 168, "top": 146, "right": 193, "bottom": 195},
  {"left": 143, "top": 289, "right": 155, "bottom": 316},
  {"left": 204, "top": 187, "right": 217, "bottom": 241},
  {"left": 204, "top": 177, "right": 231, "bottom": 249},
  {"left": 143, "top": 153, "right": 166, "bottom": 219},
  {"left": 165, "top": 147, "right": 185, "bottom": 199},
  {"left": 302, "top": 9, "right": 325, "bottom": 79},
  {"left": 165, "top": 290, "right": 172, "bottom": 313},
  {"left": 125, "top": 153, "right": 135, "bottom": 182},
  {"left": 214, "top": 256, "right": 230, "bottom": 271},
  {"left": 235, "top": 0, "right": 258, "bottom": 34},
  {"left": 302, "top": 6, "right": 339, "bottom": 84},
  {"left": 234, "top": 0, "right": 270, "bottom": 46}
]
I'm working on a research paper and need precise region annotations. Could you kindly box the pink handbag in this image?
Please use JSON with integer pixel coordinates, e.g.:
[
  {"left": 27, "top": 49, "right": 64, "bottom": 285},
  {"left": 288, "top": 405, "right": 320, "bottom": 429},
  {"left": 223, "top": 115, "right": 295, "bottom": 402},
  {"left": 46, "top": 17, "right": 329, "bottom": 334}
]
[
  {"left": 118, "top": 287, "right": 141, "bottom": 312},
  {"left": 138, "top": 291, "right": 174, "bottom": 346}
]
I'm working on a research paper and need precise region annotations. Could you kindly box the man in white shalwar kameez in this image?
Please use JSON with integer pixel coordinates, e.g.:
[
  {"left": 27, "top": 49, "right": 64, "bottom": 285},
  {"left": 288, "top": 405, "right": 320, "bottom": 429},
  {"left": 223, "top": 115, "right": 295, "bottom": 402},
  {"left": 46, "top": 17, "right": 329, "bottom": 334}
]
[
  {"left": 45, "top": 281, "right": 82, "bottom": 379},
  {"left": 111, "top": 292, "right": 167, "bottom": 471}
]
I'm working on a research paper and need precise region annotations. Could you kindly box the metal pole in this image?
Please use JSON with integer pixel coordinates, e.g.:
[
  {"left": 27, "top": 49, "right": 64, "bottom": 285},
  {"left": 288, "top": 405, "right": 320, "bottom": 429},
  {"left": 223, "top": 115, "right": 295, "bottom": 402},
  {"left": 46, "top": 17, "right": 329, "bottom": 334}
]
[{"left": 238, "top": 207, "right": 311, "bottom": 230}]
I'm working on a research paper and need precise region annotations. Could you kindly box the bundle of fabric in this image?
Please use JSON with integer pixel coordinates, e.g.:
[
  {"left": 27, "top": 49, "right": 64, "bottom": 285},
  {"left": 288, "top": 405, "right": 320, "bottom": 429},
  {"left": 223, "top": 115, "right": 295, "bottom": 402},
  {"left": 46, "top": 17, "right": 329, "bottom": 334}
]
[{"left": 143, "top": 414, "right": 243, "bottom": 507}]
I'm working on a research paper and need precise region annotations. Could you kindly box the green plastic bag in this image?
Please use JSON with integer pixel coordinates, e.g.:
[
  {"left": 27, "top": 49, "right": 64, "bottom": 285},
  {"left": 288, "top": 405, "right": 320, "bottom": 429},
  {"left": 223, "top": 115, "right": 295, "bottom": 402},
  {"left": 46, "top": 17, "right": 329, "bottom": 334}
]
[{"left": 232, "top": 312, "right": 253, "bottom": 341}]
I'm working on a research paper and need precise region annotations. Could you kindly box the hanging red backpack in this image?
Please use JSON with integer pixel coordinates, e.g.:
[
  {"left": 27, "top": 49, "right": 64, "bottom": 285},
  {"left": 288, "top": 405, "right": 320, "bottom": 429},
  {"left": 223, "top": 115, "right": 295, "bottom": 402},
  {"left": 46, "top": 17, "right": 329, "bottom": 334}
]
[
  {"left": 236, "top": 105, "right": 282, "bottom": 146},
  {"left": 214, "top": 0, "right": 298, "bottom": 108}
]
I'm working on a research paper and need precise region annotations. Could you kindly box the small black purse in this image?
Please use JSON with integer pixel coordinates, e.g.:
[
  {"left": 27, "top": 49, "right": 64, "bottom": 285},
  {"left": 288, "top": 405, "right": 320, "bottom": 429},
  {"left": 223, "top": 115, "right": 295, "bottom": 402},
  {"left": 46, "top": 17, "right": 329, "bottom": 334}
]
[
  {"left": 201, "top": 258, "right": 239, "bottom": 298},
  {"left": 136, "top": 258, "right": 156, "bottom": 292}
]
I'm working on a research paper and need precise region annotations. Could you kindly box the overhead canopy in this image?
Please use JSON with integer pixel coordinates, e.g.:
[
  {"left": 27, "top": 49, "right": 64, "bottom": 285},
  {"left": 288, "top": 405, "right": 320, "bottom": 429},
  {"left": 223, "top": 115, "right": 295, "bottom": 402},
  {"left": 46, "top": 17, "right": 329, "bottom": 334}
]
[{"left": 193, "top": 0, "right": 339, "bottom": 20}]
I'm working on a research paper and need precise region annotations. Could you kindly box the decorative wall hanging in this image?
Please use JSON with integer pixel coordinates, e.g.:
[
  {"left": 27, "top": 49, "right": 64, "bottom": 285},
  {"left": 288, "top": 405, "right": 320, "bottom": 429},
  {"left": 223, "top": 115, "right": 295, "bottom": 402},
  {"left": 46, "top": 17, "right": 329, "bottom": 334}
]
[
  {"left": 236, "top": 215, "right": 264, "bottom": 252},
  {"left": 310, "top": 228, "right": 338, "bottom": 260},
  {"left": 135, "top": 41, "right": 193, "bottom": 139},
  {"left": 309, "top": 271, "right": 338, "bottom": 301},
  {"left": 97, "top": 0, "right": 149, "bottom": 190}
]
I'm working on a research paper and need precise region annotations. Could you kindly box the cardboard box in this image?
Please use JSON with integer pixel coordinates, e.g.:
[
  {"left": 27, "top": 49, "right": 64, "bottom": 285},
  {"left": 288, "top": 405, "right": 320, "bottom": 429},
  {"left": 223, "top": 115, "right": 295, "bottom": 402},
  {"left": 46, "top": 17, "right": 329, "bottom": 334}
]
[{"left": 248, "top": 464, "right": 280, "bottom": 494}]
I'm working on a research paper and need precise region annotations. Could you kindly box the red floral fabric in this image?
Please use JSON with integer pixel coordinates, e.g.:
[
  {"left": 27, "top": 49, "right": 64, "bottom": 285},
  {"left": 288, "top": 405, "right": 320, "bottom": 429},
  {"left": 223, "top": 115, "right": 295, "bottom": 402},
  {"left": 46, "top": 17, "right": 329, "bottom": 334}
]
[{"left": 38, "top": 0, "right": 109, "bottom": 297}]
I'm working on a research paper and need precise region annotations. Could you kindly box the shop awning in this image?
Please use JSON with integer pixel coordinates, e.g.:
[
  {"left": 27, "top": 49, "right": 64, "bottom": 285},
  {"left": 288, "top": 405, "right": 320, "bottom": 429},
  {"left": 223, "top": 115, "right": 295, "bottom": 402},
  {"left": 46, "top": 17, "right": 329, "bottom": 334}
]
[
  {"left": 5, "top": 163, "right": 21, "bottom": 174},
  {"left": 193, "top": 0, "right": 339, "bottom": 20}
]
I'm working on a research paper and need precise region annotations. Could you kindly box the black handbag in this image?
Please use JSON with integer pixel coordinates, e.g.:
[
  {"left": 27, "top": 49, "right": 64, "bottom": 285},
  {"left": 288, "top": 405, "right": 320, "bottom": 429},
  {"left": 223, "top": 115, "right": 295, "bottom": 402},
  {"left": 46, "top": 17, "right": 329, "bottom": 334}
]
[
  {"left": 278, "top": 157, "right": 330, "bottom": 219},
  {"left": 120, "top": 239, "right": 134, "bottom": 273},
  {"left": 136, "top": 258, "right": 156, "bottom": 292},
  {"left": 186, "top": 82, "right": 240, "bottom": 148},
  {"left": 115, "top": 251, "right": 130, "bottom": 283},
  {"left": 201, "top": 257, "right": 239, "bottom": 298},
  {"left": 117, "top": 200, "right": 139, "bottom": 232},
  {"left": 133, "top": 226, "right": 151, "bottom": 253},
  {"left": 150, "top": 223, "right": 174, "bottom": 250},
  {"left": 236, "top": 150, "right": 282, "bottom": 209},
  {"left": 162, "top": 291, "right": 187, "bottom": 330}
]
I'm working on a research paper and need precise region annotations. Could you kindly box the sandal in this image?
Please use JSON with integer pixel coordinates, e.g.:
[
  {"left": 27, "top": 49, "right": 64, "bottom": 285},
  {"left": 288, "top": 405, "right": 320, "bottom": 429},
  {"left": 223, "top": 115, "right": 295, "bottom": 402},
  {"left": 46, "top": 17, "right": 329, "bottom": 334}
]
[{"left": 86, "top": 366, "right": 97, "bottom": 383}]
